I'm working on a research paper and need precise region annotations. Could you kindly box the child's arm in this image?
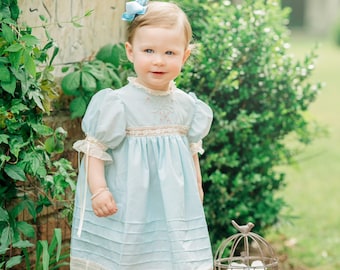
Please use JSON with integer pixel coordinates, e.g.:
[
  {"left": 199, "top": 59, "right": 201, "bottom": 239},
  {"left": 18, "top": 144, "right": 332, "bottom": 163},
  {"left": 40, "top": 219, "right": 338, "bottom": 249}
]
[
  {"left": 192, "top": 153, "right": 204, "bottom": 203},
  {"left": 87, "top": 156, "right": 118, "bottom": 217}
]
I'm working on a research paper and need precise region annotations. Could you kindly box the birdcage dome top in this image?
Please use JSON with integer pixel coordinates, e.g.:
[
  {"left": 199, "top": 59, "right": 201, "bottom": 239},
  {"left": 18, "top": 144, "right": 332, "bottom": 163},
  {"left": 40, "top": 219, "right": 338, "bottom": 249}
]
[{"left": 214, "top": 220, "right": 279, "bottom": 270}]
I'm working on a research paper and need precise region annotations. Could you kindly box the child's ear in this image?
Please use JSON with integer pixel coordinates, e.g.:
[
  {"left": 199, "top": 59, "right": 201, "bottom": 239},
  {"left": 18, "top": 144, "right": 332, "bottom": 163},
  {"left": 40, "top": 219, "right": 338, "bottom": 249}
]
[
  {"left": 182, "top": 48, "right": 191, "bottom": 65},
  {"left": 125, "top": 42, "right": 134, "bottom": 62}
]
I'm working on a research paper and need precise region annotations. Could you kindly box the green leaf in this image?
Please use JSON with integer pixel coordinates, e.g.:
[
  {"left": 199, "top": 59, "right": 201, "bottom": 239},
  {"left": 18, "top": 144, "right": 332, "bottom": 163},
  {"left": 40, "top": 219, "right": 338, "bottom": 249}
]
[
  {"left": 35, "top": 240, "right": 43, "bottom": 268},
  {"left": 5, "top": 255, "right": 22, "bottom": 268},
  {"left": 23, "top": 50, "right": 36, "bottom": 77},
  {"left": 1, "top": 74, "right": 16, "bottom": 95},
  {"left": 42, "top": 40, "right": 54, "bottom": 51},
  {"left": 1, "top": 23, "right": 15, "bottom": 43},
  {"left": 9, "top": 2, "right": 20, "bottom": 20},
  {"left": 82, "top": 62, "right": 106, "bottom": 81},
  {"left": 36, "top": 163, "right": 48, "bottom": 178},
  {"left": 49, "top": 44, "right": 59, "bottom": 66},
  {"left": 10, "top": 102, "right": 28, "bottom": 114},
  {"left": 24, "top": 151, "right": 44, "bottom": 176},
  {"left": 71, "top": 20, "right": 83, "bottom": 28},
  {"left": 10, "top": 65, "right": 26, "bottom": 81},
  {"left": 111, "top": 44, "right": 123, "bottom": 67},
  {"left": 4, "top": 164, "right": 27, "bottom": 181},
  {"left": 9, "top": 49, "right": 23, "bottom": 69},
  {"left": 36, "top": 196, "right": 52, "bottom": 214},
  {"left": 70, "top": 96, "right": 87, "bottom": 118},
  {"left": 84, "top": 9, "right": 94, "bottom": 17},
  {"left": 54, "top": 141, "right": 64, "bottom": 154},
  {"left": 0, "top": 64, "right": 11, "bottom": 82},
  {"left": 0, "top": 7, "right": 10, "bottom": 20},
  {"left": 17, "top": 221, "right": 35, "bottom": 238},
  {"left": 8, "top": 137, "right": 29, "bottom": 158},
  {"left": 0, "top": 154, "right": 11, "bottom": 163},
  {"left": 31, "top": 123, "right": 54, "bottom": 136},
  {"left": 96, "top": 44, "right": 113, "bottom": 64},
  {"left": 44, "top": 136, "right": 56, "bottom": 154},
  {"left": 48, "top": 228, "right": 62, "bottom": 262},
  {"left": 0, "top": 247, "right": 9, "bottom": 256},
  {"left": 44, "top": 135, "right": 64, "bottom": 154},
  {"left": 0, "top": 134, "right": 10, "bottom": 144},
  {"left": 61, "top": 71, "right": 81, "bottom": 95},
  {"left": 5, "top": 43, "right": 23, "bottom": 52},
  {"left": 10, "top": 198, "right": 37, "bottom": 223},
  {"left": 110, "top": 71, "right": 123, "bottom": 89},
  {"left": 61, "top": 66, "right": 70, "bottom": 73},
  {"left": 20, "top": 34, "right": 40, "bottom": 47},
  {"left": 0, "top": 57, "right": 10, "bottom": 64},
  {"left": 36, "top": 240, "right": 49, "bottom": 270},
  {"left": 27, "top": 90, "right": 45, "bottom": 111},
  {"left": 81, "top": 71, "right": 97, "bottom": 92},
  {"left": 25, "top": 199, "right": 37, "bottom": 221},
  {"left": 55, "top": 127, "right": 68, "bottom": 140},
  {"left": 0, "top": 226, "right": 11, "bottom": 248},
  {"left": 12, "top": 240, "right": 34, "bottom": 249},
  {"left": 0, "top": 207, "right": 9, "bottom": 222},
  {"left": 39, "top": 14, "right": 48, "bottom": 22}
]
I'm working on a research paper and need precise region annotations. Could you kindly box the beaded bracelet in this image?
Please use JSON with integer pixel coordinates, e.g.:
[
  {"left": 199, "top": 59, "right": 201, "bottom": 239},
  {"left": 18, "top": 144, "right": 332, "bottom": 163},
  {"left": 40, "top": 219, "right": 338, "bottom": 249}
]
[{"left": 91, "top": 187, "right": 109, "bottom": 200}]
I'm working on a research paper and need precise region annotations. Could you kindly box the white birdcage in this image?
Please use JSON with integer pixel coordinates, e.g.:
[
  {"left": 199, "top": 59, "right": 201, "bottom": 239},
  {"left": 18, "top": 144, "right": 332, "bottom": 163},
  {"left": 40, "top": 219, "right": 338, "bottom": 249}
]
[{"left": 214, "top": 220, "right": 279, "bottom": 270}]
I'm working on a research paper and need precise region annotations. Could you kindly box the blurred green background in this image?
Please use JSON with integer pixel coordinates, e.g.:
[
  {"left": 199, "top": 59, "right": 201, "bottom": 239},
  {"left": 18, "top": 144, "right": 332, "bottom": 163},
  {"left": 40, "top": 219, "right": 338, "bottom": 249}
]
[
  {"left": 272, "top": 35, "right": 340, "bottom": 270},
  {"left": 270, "top": 1, "right": 340, "bottom": 269}
]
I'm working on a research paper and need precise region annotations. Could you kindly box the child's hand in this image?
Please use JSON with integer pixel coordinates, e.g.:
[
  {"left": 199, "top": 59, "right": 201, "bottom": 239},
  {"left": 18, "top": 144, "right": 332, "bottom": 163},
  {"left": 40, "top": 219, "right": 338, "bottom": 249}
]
[{"left": 91, "top": 189, "right": 118, "bottom": 217}]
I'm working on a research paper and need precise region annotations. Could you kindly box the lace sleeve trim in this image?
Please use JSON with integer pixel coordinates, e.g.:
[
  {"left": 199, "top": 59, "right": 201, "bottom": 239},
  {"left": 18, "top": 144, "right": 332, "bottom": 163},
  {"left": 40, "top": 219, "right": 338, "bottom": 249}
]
[
  {"left": 190, "top": 140, "right": 204, "bottom": 155},
  {"left": 73, "top": 136, "right": 112, "bottom": 162}
]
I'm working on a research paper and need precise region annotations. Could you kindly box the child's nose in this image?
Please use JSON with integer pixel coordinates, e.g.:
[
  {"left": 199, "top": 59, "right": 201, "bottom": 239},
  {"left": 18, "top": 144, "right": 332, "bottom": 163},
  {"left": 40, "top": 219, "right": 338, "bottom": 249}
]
[{"left": 152, "top": 54, "right": 164, "bottom": 65}]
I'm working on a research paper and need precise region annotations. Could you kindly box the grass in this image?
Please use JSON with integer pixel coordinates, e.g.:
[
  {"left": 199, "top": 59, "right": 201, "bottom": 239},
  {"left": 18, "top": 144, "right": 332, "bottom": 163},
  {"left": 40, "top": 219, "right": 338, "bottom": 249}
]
[{"left": 268, "top": 32, "right": 340, "bottom": 269}]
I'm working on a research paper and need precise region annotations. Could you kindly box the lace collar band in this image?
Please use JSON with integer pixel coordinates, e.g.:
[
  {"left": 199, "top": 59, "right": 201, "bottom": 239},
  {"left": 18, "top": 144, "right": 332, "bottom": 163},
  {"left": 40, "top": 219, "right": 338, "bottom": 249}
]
[{"left": 128, "top": 77, "right": 176, "bottom": 96}]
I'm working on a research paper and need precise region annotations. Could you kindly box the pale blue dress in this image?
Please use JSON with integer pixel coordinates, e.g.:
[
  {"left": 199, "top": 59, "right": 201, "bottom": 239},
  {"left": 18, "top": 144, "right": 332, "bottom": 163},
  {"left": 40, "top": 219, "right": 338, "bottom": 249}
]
[{"left": 70, "top": 78, "right": 213, "bottom": 270}]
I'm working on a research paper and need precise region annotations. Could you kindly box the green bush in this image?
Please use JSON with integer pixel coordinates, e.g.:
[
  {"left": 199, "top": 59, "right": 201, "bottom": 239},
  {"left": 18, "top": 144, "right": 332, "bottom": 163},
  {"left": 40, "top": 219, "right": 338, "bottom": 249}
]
[
  {"left": 61, "top": 43, "right": 134, "bottom": 118},
  {"left": 0, "top": 1, "right": 75, "bottom": 268},
  {"left": 176, "top": 0, "right": 322, "bottom": 247}
]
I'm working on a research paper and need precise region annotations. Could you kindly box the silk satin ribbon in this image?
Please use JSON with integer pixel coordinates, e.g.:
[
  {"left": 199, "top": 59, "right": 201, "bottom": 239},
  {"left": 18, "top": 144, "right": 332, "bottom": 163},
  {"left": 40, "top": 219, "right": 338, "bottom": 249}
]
[{"left": 122, "top": 0, "right": 148, "bottom": 22}]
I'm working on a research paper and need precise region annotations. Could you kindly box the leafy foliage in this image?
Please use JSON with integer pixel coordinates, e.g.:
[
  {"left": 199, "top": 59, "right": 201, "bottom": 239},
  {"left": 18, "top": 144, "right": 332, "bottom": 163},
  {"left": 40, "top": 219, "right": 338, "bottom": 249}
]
[
  {"left": 176, "top": 0, "right": 322, "bottom": 247},
  {"left": 61, "top": 43, "right": 134, "bottom": 118},
  {"left": 0, "top": 1, "right": 76, "bottom": 268}
]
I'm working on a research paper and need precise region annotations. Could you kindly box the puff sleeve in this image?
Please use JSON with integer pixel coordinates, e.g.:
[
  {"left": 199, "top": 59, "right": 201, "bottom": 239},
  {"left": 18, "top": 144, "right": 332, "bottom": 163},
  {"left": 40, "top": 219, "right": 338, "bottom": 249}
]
[
  {"left": 73, "top": 89, "right": 126, "bottom": 237},
  {"left": 187, "top": 93, "right": 213, "bottom": 155},
  {"left": 73, "top": 89, "right": 126, "bottom": 162}
]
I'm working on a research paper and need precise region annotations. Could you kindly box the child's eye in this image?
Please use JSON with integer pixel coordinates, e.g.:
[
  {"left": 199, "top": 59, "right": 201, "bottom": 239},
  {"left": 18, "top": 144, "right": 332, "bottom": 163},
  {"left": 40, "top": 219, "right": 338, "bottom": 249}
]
[
  {"left": 144, "top": 49, "right": 154, "bottom": 53},
  {"left": 165, "top": 51, "right": 175, "bottom": 55}
]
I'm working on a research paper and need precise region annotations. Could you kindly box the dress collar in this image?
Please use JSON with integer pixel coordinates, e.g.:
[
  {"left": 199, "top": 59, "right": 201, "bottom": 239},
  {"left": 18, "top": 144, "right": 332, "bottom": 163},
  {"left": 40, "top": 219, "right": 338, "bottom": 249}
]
[{"left": 128, "top": 77, "right": 175, "bottom": 96}]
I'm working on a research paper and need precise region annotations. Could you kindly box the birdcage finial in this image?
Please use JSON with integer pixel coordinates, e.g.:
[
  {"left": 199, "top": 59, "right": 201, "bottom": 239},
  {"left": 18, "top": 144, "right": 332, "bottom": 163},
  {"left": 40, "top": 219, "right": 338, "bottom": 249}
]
[{"left": 231, "top": 220, "right": 255, "bottom": 234}]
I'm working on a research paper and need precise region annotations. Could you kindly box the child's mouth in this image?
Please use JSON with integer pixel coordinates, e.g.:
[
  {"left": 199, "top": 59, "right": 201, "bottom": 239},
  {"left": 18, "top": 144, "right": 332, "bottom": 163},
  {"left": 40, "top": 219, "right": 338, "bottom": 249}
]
[{"left": 152, "top": 71, "right": 165, "bottom": 75}]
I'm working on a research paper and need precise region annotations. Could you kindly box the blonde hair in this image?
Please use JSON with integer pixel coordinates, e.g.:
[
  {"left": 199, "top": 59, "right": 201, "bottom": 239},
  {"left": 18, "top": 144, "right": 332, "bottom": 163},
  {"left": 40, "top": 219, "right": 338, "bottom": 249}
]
[{"left": 127, "top": 1, "right": 192, "bottom": 48}]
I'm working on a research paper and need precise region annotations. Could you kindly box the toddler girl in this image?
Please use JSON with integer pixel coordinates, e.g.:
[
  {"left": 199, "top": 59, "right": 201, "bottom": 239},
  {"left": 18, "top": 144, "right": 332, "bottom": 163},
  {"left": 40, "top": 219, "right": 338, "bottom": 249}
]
[{"left": 70, "top": 1, "right": 213, "bottom": 269}]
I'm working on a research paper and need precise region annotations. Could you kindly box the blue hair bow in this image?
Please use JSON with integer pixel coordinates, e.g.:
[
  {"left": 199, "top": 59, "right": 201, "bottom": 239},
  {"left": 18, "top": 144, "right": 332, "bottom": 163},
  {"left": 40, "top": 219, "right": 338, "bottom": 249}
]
[{"left": 122, "top": 0, "right": 148, "bottom": 22}]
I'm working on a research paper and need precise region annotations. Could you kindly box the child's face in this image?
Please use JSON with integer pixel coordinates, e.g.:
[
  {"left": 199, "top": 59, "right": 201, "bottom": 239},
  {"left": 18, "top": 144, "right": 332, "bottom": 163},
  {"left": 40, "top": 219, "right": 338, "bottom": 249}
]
[{"left": 125, "top": 25, "right": 190, "bottom": 91}]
